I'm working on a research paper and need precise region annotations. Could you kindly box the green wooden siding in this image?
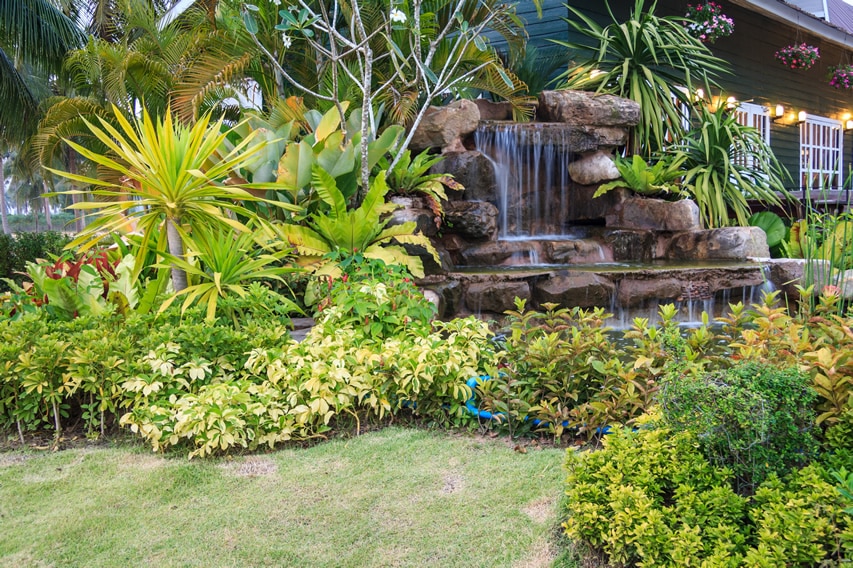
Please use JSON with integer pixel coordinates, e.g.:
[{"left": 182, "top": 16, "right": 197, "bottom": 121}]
[{"left": 523, "top": 0, "right": 853, "bottom": 191}]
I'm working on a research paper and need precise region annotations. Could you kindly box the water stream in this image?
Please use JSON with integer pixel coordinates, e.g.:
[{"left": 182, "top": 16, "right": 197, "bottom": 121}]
[{"left": 474, "top": 123, "right": 575, "bottom": 239}]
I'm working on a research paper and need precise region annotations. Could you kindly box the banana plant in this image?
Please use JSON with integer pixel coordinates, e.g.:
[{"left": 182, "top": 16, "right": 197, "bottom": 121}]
[{"left": 274, "top": 165, "right": 439, "bottom": 302}]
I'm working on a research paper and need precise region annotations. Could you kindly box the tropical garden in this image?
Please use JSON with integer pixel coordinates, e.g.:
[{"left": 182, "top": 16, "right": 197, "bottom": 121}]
[{"left": 2, "top": 0, "right": 853, "bottom": 565}]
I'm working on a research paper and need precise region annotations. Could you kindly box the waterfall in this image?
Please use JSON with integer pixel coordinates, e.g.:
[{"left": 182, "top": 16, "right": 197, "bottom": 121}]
[{"left": 474, "top": 123, "right": 575, "bottom": 240}]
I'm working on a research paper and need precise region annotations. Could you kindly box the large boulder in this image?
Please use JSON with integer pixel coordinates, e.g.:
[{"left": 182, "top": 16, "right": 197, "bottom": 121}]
[
  {"left": 667, "top": 227, "right": 770, "bottom": 260},
  {"left": 474, "top": 99, "right": 513, "bottom": 121},
  {"left": 444, "top": 201, "right": 499, "bottom": 240},
  {"left": 568, "top": 150, "right": 620, "bottom": 186},
  {"left": 465, "top": 281, "right": 530, "bottom": 313},
  {"left": 538, "top": 90, "right": 641, "bottom": 126},
  {"left": 604, "top": 230, "right": 656, "bottom": 262},
  {"left": 533, "top": 272, "right": 615, "bottom": 308},
  {"left": 410, "top": 100, "right": 481, "bottom": 152},
  {"left": 606, "top": 197, "right": 702, "bottom": 232},
  {"left": 430, "top": 151, "right": 496, "bottom": 201}
]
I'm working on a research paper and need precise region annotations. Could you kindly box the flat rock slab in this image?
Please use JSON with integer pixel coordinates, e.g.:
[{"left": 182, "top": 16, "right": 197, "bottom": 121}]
[
  {"left": 533, "top": 272, "right": 616, "bottom": 308},
  {"left": 667, "top": 227, "right": 770, "bottom": 260}
]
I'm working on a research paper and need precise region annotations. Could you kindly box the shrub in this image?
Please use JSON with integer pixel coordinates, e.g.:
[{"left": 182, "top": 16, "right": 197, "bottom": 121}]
[
  {"left": 480, "top": 301, "right": 691, "bottom": 439},
  {"left": 564, "top": 419, "right": 852, "bottom": 567},
  {"left": 314, "top": 257, "right": 436, "bottom": 340},
  {"left": 660, "top": 361, "right": 818, "bottom": 493},
  {"left": 0, "top": 231, "right": 71, "bottom": 292},
  {"left": 744, "top": 464, "right": 849, "bottom": 566},
  {"left": 564, "top": 420, "right": 749, "bottom": 566}
]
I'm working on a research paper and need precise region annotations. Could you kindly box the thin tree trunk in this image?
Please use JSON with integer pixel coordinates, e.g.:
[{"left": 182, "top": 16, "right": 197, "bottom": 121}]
[
  {"left": 52, "top": 400, "right": 61, "bottom": 437},
  {"left": 165, "top": 218, "right": 188, "bottom": 291},
  {"left": 67, "top": 148, "right": 84, "bottom": 232},
  {"left": 42, "top": 181, "right": 52, "bottom": 231},
  {"left": 0, "top": 157, "right": 10, "bottom": 234}
]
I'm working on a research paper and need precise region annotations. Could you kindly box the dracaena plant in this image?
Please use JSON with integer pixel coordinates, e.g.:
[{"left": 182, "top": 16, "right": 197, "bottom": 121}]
[
  {"left": 274, "top": 165, "right": 439, "bottom": 303},
  {"left": 158, "top": 225, "right": 303, "bottom": 323},
  {"left": 679, "top": 101, "right": 791, "bottom": 228},
  {"left": 46, "top": 105, "right": 298, "bottom": 292}
]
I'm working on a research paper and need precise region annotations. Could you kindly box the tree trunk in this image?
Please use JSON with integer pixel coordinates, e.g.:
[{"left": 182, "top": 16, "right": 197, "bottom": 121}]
[
  {"left": 165, "top": 218, "right": 188, "bottom": 292},
  {"left": 67, "top": 147, "right": 85, "bottom": 232},
  {"left": 42, "top": 181, "right": 52, "bottom": 231},
  {"left": 0, "top": 157, "right": 9, "bottom": 234}
]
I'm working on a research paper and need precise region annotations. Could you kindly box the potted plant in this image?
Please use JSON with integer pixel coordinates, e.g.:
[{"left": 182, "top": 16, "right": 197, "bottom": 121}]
[
  {"left": 684, "top": 2, "right": 734, "bottom": 43},
  {"left": 829, "top": 64, "right": 853, "bottom": 89},
  {"left": 775, "top": 43, "right": 820, "bottom": 70}
]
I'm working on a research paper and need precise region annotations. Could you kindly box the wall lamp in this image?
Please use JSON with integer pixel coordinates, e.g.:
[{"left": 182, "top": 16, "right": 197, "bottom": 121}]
[
  {"left": 798, "top": 110, "right": 807, "bottom": 124},
  {"left": 771, "top": 104, "right": 785, "bottom": 121}
]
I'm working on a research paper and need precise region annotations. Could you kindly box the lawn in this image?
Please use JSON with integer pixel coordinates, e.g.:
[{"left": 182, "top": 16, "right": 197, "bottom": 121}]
[{"left": 0, "top": 427, "right": 568, "bottom": 568}]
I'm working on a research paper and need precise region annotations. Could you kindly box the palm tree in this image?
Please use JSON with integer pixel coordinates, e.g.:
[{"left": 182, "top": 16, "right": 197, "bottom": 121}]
[
  {"left": 0, "top": 0, "right": 85, "bottom": 143},
  {"left": 0, "top": 150, "right": 10, "bottom": 233}
]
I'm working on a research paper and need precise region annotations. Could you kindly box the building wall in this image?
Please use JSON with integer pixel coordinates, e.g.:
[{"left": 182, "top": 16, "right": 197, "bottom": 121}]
[{"left": 525, "top": 0, "right": 853, "bottom": 192}]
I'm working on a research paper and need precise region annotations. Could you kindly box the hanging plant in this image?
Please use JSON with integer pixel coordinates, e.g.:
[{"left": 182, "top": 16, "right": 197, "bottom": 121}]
[
  {"left": 829, "top": 64, "right": 853, "bottom": 89},
  {"left": 684, "top": 2, "right": 735, "bottom": 43},
  {"left": 775, "top": 43, "right": 820, "bottom": 70}
]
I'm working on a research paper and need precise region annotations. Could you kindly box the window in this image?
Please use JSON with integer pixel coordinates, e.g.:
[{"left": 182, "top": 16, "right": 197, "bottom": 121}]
[
  {"left": 799, "top": 114, "right": 843, "bottom": 193},
  {"left": 733, "top": 102, "right": 770, "bottom": 172}
]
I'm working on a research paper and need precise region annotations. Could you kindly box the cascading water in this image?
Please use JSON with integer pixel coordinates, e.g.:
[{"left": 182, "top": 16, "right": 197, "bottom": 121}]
[{"left": 474, "top": 123, "right": 575, "bottom": 240}]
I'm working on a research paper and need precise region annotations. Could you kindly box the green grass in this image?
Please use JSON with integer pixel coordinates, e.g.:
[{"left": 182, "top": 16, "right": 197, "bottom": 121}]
[{"left": 0, "top": 427, "right": 568, "bottom": 568}]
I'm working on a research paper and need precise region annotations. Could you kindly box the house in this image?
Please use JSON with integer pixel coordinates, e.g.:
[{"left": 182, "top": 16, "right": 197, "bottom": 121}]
[{"left": 521, "top": 0, "right": 853, "bottom": 206}]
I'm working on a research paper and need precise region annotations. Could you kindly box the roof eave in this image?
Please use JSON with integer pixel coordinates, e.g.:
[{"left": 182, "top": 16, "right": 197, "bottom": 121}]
[{"left": 731, "top": 0, "right": 853, "bottom": 49}]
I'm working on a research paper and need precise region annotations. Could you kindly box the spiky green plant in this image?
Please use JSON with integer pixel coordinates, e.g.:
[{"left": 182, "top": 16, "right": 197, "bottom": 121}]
[
  {"left": 680, "top": 102, "right": 791, "bottom": 228},
  {"left": 158, "top": 225, "right": 302, "bottom": 323},
  {"left": 46, "top": 105, "right": 296, "bottom": 291},
  {"left": 553, "top": 0, "right": 728, "bottom": 155}
]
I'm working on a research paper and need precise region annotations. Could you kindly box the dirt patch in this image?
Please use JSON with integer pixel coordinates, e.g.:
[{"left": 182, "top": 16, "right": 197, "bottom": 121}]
[
  {"left": 441, "top": 472, "right": 465, "bottom": 494},
  {"left": 522, "top": 497, "right": 556, "bottom": 524},
  {"left": 512, "top": 537, "right": 557, "bottom": 568},
  {"left": 224, "top": 457, "right": 278, "bottom": 478},
  {"left": 117, "top": 452, "right": 165, "bottom": 472},
  {"left": 0, "top": 549, "right": 55, "bottom": 568},
  {"left": 0, "top": 454, "right": 30, "bottom": 468}
]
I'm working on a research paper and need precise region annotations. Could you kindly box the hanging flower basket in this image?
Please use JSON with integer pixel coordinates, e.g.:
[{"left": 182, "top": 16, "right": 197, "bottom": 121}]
[
  {"left": 829, "top": 64, "right": 853, "bottom": 89},
  {"left": 775, "top": 43, "right": 820, "bottom": 70},
  {"left": 684, "top": 2, "right": 735, "bottom": 43}
]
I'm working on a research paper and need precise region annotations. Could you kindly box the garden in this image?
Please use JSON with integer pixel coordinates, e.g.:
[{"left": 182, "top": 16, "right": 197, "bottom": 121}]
[{"left": 3, "top": 0, "right": 853, "bottom": 566}]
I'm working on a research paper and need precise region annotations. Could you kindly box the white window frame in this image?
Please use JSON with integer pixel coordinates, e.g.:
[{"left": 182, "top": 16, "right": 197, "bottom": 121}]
[
  {"left": 799, "top": 114, "right": 844, "bottom": 195},
  {"left": 732, "top": 102, "right": 771, "bottom": 174}
]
